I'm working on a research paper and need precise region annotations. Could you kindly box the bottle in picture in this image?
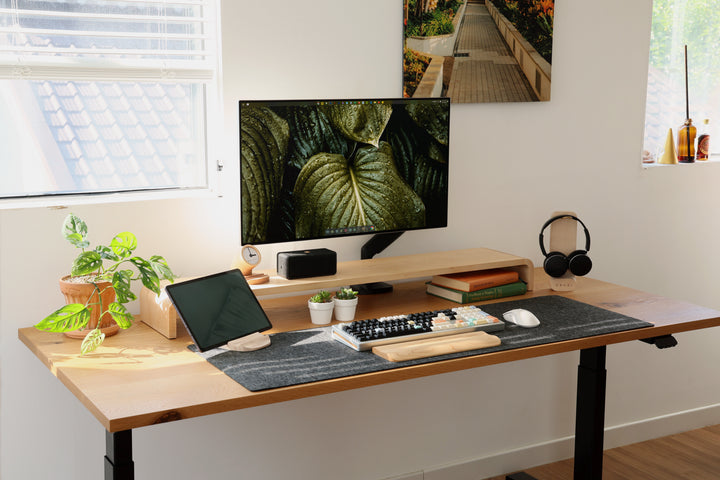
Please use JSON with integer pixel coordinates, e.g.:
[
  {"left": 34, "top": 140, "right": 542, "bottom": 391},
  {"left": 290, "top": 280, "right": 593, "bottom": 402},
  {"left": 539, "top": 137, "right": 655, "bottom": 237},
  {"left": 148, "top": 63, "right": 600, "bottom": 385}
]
[
  {"left": 677, "top": 118, "right": 697, "bottom": 163},
  {"left": 697, "top": 118, "right": 710, "bottom": 161}
]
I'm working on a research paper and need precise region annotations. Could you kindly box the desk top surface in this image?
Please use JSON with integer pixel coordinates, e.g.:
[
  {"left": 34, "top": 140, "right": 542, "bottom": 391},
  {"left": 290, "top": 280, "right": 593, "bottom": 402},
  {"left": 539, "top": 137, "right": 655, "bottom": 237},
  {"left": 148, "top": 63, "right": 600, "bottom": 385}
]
[{"left": 18, "top": 268, "right": 720, "bottom": 432}]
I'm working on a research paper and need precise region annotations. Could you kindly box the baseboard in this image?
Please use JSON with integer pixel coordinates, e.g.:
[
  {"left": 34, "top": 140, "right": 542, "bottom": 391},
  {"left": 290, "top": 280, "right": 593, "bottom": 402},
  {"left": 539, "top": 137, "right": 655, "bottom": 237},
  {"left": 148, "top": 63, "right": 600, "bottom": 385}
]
[
  {"left": 604, "top": 403, "right": 720, "bottom": 448},
  {"left": 382, "top": 472, "right": 423, "bottom": 480},
  {"left": 396, "top": 403, "right": 720, "bottom": 480}
]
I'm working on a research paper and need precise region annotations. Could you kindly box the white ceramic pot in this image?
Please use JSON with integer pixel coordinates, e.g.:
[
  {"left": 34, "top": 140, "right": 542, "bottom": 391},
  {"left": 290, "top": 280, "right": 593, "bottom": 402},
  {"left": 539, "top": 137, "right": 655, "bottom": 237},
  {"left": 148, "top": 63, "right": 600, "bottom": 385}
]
[
  {"left": 308, "top": 300, "right": 334, "bottom": 325},
  {"left": 333, "top": 297, "right": 358, "bottom": 322}
]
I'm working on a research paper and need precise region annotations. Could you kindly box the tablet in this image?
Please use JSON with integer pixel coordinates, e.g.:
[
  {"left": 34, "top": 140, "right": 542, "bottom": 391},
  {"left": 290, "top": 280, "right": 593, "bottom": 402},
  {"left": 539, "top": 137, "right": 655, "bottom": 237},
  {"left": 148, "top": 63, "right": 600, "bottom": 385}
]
[{"left": 165, "top": 269, "right": 273, "bottom": 352}]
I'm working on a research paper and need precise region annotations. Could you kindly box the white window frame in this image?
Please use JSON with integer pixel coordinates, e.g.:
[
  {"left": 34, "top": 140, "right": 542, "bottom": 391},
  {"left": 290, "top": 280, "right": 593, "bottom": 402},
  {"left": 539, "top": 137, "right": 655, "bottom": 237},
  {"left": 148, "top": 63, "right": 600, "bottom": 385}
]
[
  {"left": 643, "top": 0, "right": 720, "bottom": 166},
  {"left": 0, "top": 0, "right": 223, "bottom": 209}
]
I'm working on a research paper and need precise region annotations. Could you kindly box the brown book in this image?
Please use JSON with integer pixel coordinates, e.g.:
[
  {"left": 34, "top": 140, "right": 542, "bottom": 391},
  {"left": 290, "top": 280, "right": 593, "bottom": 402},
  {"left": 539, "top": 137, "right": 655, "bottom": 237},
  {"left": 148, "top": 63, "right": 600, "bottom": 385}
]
[
  {"left": 430, "top": 268, "right": 519, "bottom": 292},
  {"left": 426, "top": 280, "right": 527, "bottom": 304}
]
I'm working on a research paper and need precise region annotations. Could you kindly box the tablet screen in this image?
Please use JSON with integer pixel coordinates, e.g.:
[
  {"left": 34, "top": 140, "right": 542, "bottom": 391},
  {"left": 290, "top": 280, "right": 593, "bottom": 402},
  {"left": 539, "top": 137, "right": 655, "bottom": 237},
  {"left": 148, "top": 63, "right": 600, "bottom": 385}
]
[{"left": 165, "top": 269, "right": 273, "bottom": 352}]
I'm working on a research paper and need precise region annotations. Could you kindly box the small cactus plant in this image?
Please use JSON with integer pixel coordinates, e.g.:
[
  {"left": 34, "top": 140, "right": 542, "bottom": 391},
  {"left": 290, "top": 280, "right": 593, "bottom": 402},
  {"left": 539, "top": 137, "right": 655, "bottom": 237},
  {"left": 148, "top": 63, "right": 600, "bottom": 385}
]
[
  {"left": 334, "top": 287, "right": 358, "bottom": 300},
  {"left": 309, "top": 290, "right": 332, "bottom": 303}
]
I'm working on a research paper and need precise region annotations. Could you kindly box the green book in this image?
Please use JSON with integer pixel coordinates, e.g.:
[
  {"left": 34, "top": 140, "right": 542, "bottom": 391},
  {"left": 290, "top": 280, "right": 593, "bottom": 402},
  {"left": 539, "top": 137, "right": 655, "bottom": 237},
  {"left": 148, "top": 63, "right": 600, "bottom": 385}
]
[{"left": 426, "top": 280, "right": 527, "bottom": 304}]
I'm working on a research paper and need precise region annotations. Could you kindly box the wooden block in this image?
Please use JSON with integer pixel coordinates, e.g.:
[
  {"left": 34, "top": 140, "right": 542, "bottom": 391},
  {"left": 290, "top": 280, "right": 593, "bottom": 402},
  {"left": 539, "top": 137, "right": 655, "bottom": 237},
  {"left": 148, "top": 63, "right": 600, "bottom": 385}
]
[
  {"left": 139, "top": 282, "right": 178, "bottom": 339},
  {"left": 372, "top": 331, "right": 501, "bottom": 362},
  {"left": 548, "top": 210, "right": 579, "bottom": 255},
  {"left": 548, "top": 210, "right": 579, "bottom": 292}
]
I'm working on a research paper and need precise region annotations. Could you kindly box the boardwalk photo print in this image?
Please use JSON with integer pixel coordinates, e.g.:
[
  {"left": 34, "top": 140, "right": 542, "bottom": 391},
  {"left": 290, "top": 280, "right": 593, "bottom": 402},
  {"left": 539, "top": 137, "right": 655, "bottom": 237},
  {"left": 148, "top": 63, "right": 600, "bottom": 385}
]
[{"left": 403, "top": 0, "right": 554, "bottom": 103}]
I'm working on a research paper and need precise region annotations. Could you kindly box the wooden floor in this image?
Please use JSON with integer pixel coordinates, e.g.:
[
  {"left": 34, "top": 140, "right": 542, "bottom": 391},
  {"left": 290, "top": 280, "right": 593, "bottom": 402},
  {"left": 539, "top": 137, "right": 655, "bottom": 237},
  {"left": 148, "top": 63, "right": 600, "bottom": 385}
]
[{"left": 484, "top": 424, "right": 720, "bottom": 480}]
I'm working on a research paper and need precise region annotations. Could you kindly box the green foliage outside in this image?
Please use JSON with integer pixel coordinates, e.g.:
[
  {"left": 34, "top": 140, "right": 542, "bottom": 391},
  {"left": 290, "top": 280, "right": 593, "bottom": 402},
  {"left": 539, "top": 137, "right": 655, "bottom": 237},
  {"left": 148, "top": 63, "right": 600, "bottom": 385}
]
[
  {"left": 649, "top": 0, "right": 720, "bottom": 103},
  {"left": 405, "top": 0, "right": 463, "bottom": 37}
]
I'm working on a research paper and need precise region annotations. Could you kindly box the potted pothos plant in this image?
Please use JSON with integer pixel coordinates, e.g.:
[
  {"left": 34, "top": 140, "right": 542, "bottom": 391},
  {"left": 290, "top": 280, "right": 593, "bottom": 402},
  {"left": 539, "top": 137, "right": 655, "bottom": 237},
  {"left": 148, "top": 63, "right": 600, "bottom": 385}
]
[
  {"left": 333, "top": 287, "right": 358, "bottom": 322},
  {"left": 308, "top": 290, "right": 334, "bottom": 325},
  {"left": 35, "top": 213, "right": 176, "bottom": 355}
]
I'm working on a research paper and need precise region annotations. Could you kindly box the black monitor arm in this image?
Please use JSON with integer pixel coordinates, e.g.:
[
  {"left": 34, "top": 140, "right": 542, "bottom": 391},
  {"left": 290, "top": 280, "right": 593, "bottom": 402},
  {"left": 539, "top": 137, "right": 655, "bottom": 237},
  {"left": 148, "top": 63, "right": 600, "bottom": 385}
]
[
  {"left": 352, "top": 232, "right": 404, "bottom": 295},
  {"left": 360, "top": 232, "right": 404, "bottom": 260}
]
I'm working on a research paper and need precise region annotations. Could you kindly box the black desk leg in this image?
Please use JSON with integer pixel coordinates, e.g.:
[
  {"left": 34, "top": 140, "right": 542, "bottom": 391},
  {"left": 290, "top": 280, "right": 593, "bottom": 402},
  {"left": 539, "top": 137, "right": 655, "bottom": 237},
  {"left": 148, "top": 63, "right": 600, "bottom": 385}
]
[
  {"left": 104, "top": 430, "right": 134, "bottom": 480},
  {"left": 573, "top": 346, "right": 607, "bottom": 480},
  {"left": 506, "top": 347, "right": 607, "bottom": 480}
]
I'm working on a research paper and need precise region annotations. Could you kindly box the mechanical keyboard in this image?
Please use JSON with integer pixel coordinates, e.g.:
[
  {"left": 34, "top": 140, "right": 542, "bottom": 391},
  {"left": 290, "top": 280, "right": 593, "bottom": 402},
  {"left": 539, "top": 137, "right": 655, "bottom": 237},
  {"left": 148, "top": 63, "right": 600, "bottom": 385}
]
[{"left": 331, "top": 305, "right": 504, "bottom": 351}]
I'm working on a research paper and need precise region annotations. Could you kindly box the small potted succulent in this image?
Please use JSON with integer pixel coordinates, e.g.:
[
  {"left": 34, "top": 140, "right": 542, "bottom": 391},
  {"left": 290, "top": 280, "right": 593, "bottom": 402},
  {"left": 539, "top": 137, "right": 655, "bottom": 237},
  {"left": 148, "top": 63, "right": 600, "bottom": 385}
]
[
  {"left": 34, "top": 213, "right": 176, "bottom": 354},
  {"left": 308, "top": 289, "right": 334, "bottom": 325},
  {"left": 333, "top": 287, "right": 358, "bottom": 322}
]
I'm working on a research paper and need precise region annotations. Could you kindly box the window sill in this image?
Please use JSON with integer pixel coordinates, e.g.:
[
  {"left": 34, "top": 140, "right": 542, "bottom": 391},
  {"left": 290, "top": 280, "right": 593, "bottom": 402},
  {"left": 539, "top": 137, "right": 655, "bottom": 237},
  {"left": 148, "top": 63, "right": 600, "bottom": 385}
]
[
  {"left": 0, "top": 187, "right": 222, "bottom": 211},
  {"left": 642, "top": 155, "right": 720, "bottom": 169}
]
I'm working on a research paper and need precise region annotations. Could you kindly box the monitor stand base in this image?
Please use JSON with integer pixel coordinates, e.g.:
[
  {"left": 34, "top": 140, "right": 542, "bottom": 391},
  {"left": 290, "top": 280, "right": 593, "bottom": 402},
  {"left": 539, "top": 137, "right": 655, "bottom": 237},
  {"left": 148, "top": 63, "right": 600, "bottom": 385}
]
[
  {"left": 352, "top": 281, "right": 394, "bottom": 295},
  {"left": 226, "top": 332, "right": 271, "bottom": 352}
]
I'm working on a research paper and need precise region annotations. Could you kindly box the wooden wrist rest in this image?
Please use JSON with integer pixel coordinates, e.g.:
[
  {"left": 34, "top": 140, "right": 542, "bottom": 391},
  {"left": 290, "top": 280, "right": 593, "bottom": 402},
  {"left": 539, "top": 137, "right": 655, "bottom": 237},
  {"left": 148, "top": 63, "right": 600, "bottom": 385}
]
[{"left": 372, "top": 331, "right": 501, "bottom": 362}]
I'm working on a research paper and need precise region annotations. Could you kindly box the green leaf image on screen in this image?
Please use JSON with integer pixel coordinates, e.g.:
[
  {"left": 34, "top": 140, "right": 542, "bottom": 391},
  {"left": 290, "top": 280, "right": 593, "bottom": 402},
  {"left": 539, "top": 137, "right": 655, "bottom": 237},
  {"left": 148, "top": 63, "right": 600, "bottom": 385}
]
[
  {"left": 293, "top": 142, "right": 426, "bottom": 239},
  {"left": 239, "top": 98, "right": 449, "bottom": 245},
  {"left": 240, "top": 105, "right": 290, "bottom": 245},
  {"left": 405, "top": 101, "right": 449, "bottom": 146},
  {"left": 323, "top": 102, "right": 393, "bottom": 147}
]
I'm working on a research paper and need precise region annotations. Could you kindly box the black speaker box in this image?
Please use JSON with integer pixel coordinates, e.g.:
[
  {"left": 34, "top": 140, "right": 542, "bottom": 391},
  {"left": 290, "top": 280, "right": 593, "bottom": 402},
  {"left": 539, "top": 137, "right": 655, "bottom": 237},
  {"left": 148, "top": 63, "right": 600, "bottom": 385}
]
[{"left": 276, "top": 248, "right": 337, "bottom": 279}]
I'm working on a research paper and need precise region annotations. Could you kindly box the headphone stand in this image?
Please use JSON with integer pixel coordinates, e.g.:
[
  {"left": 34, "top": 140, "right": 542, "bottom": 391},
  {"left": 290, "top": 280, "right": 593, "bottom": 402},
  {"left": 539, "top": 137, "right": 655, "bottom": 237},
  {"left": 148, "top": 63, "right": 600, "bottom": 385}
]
[{"left": 547, "top": 211, "right": 578, "bottom": 292}]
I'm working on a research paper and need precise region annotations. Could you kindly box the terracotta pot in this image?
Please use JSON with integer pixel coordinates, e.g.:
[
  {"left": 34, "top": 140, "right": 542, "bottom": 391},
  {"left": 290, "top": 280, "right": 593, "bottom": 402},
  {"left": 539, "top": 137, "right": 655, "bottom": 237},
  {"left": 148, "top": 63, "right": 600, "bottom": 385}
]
[{"left": 59, "top": 275, "right": 120, "bottom": 339}]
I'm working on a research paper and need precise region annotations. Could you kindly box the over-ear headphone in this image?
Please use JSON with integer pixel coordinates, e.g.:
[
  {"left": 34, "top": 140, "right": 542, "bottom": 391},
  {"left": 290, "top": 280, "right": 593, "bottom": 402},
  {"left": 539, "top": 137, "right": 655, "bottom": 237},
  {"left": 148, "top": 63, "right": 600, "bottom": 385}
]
[{"left": 539, "top": 215, "right": 592, "bottom": 278}]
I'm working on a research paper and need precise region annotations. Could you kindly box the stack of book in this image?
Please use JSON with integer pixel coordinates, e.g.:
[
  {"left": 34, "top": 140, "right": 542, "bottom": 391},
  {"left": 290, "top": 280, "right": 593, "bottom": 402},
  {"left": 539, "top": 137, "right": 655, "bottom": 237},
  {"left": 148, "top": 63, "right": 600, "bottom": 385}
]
[{"left": 426, "top": 268, "right": 526, "bottom": 304}]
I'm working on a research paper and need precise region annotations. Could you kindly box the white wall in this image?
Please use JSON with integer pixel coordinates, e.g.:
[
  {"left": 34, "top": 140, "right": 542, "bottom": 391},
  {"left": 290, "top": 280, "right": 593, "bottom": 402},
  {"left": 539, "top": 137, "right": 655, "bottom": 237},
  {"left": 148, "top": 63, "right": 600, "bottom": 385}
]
[{"left": 2, "top": 0, "right": 720, "bottom": 479}]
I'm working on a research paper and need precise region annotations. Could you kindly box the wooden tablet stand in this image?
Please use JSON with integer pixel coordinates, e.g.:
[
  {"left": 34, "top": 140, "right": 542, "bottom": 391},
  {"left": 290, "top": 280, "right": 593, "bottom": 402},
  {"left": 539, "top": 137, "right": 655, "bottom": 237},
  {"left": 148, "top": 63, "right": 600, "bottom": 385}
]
[{"left": 226, "top": 332, "right": 271, "bottom": 352}]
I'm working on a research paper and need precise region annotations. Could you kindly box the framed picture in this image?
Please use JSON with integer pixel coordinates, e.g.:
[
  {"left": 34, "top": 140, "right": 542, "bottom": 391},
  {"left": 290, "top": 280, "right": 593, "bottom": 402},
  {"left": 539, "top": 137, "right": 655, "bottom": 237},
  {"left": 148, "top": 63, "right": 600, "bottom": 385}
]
[{"left": 403, "top": 0, "right": 554, "bottom": 103}]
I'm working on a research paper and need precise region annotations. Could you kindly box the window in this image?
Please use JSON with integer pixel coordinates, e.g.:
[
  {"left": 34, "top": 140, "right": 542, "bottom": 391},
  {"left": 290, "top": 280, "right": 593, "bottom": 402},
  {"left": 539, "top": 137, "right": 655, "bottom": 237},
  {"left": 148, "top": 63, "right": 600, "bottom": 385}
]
[
  {"left": 0, "top": 0, "right": 219, "bottom": 200},
  {"left": 643, "top": 0, "right": 720, "bottom": 163}
]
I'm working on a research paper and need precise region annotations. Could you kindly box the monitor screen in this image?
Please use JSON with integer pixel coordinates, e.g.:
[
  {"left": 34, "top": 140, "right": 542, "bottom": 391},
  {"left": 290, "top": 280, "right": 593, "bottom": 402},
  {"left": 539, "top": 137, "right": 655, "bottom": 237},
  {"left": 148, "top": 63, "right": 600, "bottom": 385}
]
[
  {"left": 164, "top": 269, "right": 273, "bottom": 352},
  {"left": 239, "top": 97, "right": 450, "bottom": 245}
]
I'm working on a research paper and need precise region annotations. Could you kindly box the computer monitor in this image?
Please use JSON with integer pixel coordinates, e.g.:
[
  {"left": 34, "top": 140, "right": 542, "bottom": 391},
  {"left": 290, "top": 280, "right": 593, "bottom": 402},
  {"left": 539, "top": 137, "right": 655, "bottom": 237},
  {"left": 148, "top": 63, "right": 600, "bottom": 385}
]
[{"left": 239, "top": 97, "right": 450, "bottom": 251}]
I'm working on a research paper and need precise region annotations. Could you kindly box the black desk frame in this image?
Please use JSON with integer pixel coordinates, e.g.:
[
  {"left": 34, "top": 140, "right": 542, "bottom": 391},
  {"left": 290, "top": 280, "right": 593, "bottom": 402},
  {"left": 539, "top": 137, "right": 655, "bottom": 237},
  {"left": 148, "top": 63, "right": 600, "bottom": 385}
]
[
  {"left": 506, "top": 334, "right": 676, "bottom": 480},
  {"left": 505, "top": 346, "right": 606, "bottom": 480},
  {"left": 105, "top": 430, "right": 134, "bottom": 480},
  {"left": 102, "top": 344, "right": 635, "bottom": 480}
]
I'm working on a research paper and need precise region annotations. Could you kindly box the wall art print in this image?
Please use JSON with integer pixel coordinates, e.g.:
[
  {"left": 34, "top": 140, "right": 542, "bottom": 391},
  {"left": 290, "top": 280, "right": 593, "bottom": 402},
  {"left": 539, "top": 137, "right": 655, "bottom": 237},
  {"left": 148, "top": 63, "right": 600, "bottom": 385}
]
[{"left": 403, "top": 0, "right": 554, "bottom": 103}]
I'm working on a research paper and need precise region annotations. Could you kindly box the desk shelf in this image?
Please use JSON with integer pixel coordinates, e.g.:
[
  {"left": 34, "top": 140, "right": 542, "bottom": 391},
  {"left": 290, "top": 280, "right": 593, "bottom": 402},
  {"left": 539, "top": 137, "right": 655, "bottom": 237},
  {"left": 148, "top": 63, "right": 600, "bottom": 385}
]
[
  {"left": 251, "top": 247, "right": 534, "bottom": 296},
  {"left": 140, "top": 247, "right": 533, "bottom": 338}
]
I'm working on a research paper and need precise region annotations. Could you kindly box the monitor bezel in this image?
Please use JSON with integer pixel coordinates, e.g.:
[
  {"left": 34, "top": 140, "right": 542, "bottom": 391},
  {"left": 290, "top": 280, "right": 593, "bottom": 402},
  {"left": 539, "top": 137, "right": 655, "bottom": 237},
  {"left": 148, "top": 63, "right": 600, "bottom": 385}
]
[{"left": 239, "top": 96, "right": 451, "bottom": 246}]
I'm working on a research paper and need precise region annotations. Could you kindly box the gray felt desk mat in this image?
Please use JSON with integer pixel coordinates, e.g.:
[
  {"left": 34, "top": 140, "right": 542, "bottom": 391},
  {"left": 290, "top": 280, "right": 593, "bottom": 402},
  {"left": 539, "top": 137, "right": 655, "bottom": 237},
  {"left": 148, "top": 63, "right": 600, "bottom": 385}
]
[{"left": 191, "top": 295, "right": 653, "bottom": 391}]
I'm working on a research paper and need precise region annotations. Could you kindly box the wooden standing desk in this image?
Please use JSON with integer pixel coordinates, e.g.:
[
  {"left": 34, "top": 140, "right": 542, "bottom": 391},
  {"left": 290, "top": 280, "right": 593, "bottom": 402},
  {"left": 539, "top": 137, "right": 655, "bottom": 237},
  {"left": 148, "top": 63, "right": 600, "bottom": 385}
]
[{"left": 18, "top": 267, "right": 720, "bottom": 480}]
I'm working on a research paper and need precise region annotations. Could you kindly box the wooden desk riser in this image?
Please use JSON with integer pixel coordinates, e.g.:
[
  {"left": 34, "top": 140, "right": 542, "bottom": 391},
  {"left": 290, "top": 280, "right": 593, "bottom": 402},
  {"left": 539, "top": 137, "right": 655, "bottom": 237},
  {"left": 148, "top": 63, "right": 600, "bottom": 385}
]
[
  {"left": 140, "top": 247, "right": 535, "bottom": 338},
  {"left": 251, "top": 246, "right": 536, "bottom": 296},
  {"left": 18, "top": 267, "right": 720, "bottom": 434}
]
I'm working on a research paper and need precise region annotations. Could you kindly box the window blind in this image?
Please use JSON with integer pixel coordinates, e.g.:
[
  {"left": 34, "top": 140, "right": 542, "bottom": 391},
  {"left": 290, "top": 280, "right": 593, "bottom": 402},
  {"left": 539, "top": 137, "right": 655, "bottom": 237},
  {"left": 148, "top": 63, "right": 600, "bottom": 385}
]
[{"left": 0, "top": 0, "right": 216, "bottom": 82}]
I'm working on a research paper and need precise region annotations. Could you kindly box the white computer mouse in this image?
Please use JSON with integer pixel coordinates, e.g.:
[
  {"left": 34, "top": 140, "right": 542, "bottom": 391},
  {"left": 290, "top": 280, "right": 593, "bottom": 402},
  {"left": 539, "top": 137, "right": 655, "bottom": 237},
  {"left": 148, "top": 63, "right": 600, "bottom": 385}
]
[{"left": 502, "top": 308, "right": 540, "bottom": 328}]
